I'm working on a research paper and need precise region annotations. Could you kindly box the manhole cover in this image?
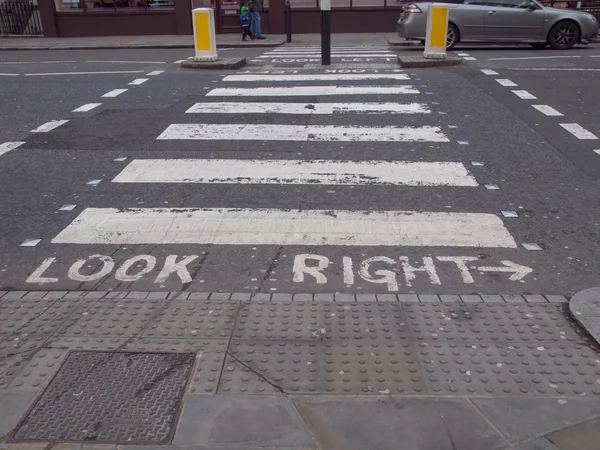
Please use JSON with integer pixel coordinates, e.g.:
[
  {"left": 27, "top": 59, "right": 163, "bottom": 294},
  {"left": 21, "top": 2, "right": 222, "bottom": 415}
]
[{"left": 12, "top": 351, "right": 194, "bottom": 444}]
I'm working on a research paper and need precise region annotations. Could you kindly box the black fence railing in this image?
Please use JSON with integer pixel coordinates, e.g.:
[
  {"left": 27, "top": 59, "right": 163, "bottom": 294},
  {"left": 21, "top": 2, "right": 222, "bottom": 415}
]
[{"left": 0, "top": 0, "right": 43, "bottom": 35}]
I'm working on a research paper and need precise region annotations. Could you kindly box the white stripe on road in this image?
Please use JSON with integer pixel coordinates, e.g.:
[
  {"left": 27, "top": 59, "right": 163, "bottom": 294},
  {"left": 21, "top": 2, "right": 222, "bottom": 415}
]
[
  {"left": 102, "top": 89, "right": 128, "bottom": 98},
  {"left": 31, "top": 120, "right": 69, "bottom": 133},
  {"left": 223, "top": 73, "right": 409, "bottom": 81},
  {"left": 52, "top": 208, "right": 517, "bottom": 247},
  {"left": 207, "top": 86, "right": 420, "bottom": 96},
  {"left": 595, "top": 150, "right": 600, "bottom": 155},
  {"left": 157, "top": 124, "right": 449, "bottom": 142},
  {"left": 512, "top": 90, "right": 537, "bottom": 100},
  {"left": 186, "top": 102, "right": 430, "bottom": 115},
  {"left": 463, "top": 57, "right": 477, "bottom": 61},
  {"left": 457, "top": 53, "right": 470, "bottom": 56},
  {"left": 258, "top": 54, "right": 395, "bottom": 58},
  {"left": 72, "top": 103, "right": 102, "bottom": 113},
  {"left": 495, "top": 79, "right": 517, "bottom": 87},
  {"left": 113, "top": 159, "right": 476, "bottom": 186},
  {"left": 264, "top": 50, "right": 394, "bottom": 54},
  {"left": 128, "top": 78, "right": 149, "bottom": 85},
  {"left": 532, "top": 105, "right": 563, "bottom": 116},
  {"left": 481, "top": 69, "right": 499, "bottom": 75},
  {"left": 0, "top": 141, "right": 25, "bottom": 157},
  {"left": 0, "top": 73, "right": 18, "bottom": 76},
  {"left": 24, "top": 71, "right": 145, "bottom": 76},
  {"left": 271, "top": 47, "right": 390, "bottom": 51},
  {"left": 507, "top": 68, "right": 600, "bottom": 72},
  {"left": 87, "top": 60, "right": 167, "bottom": 64},
  {"left": 489, "top": 55, "right": 581, "bottom": 61},
  {"left": 147, "top": 70, "right": 165, "bottom": 76},
  {"left": 0, "top": 60, "right": 76, "bottom": 64},
  {"left": 560, "top": 123, "right": 598, "bottom": 140}
]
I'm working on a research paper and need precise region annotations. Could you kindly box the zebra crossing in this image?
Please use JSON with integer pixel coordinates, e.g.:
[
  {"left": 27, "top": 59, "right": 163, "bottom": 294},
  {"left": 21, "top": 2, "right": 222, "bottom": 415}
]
[{"left": 51, "top": 68, "right": 518, "bottom": 251}]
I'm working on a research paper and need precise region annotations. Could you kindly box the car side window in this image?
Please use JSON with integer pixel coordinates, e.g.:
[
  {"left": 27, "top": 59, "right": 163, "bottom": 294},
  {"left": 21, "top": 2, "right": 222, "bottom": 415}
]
[
  {"left": 487, "top": 0, "right": 531, "bottom": 8},
  {"left": 463, "top": 0, "right": 488, "bottom": 6}
]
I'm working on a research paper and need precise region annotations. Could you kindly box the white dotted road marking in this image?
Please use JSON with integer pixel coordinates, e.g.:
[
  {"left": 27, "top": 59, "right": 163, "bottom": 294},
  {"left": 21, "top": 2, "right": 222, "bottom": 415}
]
[
  {"left": 512, "top": 90, "right": 537, "bottom": 100},
  {"left": 24, "top": 70, "right": 145, "bottom": 77},
  {"left": 128, "top": 78, "right": 149, "bottom": 85},
  {"left": 457, "top": 53, "right": 470, "bottom": 56},
  {"left": 72, "top": 103, "right": 102, "bottom": 113},
  {"left": 594, "top": 150, "right": 600, "bottom": 155},
  {"left": 0, "top": 73, "right": 19, "bottom": 76},
  {"left": 102, "top": 89, "right": 128, "bottom": 98},
  {"left": 496, "top": 79, "right": 517, "bottom": 87},
  {"left": 31, "top": 120, "right": 69, "bottom": 133},
  {"left": 0, "top": 141, "right": 25, "bottom": 157},
  {"left": 481, "top": 69, "right": 499, "bottom": 75},
  {"left": 146, "top": 70, "right": 165, "bottom": 76},
  {"left": 489, "top": 55, "right": 581, "bottom": 61},
  {"left": 507, "top": 68, "right": 600, "bottom": 72},
  {"left": 560, "top": 123, "right": 598, "bottom": 140},
  {"left": 87, "top": 60, "right": 167, "bottom": 64},
  {"left": 0, "top": 60, "right": 76, "bottom": 65},
  {"left": 532, "top": 105, "right": 563, "bottom": 116},
  {"left": 463, "top": 57, "right": 477, "bottom": 61}
]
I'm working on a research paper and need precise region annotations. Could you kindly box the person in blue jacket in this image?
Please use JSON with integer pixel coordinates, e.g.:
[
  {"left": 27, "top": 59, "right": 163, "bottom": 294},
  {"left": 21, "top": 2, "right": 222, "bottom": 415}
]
[{"left": 240, "top": 6, "right": 253, "bottom": 41}]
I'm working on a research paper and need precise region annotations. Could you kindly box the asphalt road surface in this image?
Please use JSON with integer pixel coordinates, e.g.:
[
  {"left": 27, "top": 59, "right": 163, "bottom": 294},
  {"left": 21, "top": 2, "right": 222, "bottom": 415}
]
[{"left": 0, "top": 44, "right": 598, "bottom": 295}]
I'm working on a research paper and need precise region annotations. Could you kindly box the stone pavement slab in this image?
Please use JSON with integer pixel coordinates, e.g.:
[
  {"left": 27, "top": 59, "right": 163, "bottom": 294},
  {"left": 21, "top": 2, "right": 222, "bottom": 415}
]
[
  {"left": 0, "top": 392, "right": 36, "bottom": 438},
  {"left": 547, "top": 417, "right": 600, "bottom": 450},
  {"left": 570, "top": 287, "right": 600, "bottom": 346},
  {"left": 472, "top": 398, "right": 600, "bottom": 444},
  {"left": 293, "top": 396, "right": 508, "bottom": 450},
  {"left": 173, "top": 395, "right": 316, "bottom": 448}
]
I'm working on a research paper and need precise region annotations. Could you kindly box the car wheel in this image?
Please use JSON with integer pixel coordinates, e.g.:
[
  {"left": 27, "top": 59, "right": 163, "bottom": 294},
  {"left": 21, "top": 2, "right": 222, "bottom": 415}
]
[
  {"left": 446, "top": 23, "right": 459, "bottom": 50},
  {"left": 548, "top": 21, "right": 580, "bottom": 50},
  {"left": 529, "top": 43, "right": 547, "bottom": 49}
]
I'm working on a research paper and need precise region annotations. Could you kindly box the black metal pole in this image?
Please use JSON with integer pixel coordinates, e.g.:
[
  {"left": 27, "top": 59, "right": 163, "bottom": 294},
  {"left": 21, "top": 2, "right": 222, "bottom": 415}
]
[
  {"left": 321, "top": 9, "right": 331, "bottom": 66},
  {"left": 285, "top": 0, "right": 292, "bottom": 44}
]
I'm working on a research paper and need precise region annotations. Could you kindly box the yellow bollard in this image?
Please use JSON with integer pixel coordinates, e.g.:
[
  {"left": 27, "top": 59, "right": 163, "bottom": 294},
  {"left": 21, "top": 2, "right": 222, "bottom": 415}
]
[
  {"left": 191, "top": 8, "right": 218, "bottom": 62},
  {"left": 423, "top": 3, "right": 449, "bottom": 59}
]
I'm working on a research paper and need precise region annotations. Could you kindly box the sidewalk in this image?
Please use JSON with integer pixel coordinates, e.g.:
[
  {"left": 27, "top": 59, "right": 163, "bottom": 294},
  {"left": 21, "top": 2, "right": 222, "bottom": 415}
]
[
  {"left": 1, "top": 289, "right": 600, "bottom": 449},
  {"left": 0, "top": 33, "right": 400, "bottom": 51}
]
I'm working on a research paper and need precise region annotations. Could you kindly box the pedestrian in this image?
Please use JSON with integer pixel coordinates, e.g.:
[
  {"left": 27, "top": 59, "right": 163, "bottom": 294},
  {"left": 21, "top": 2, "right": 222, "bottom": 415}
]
[
  {"left": 247, "top": 0, "right": 266, "bottom": 40},
  {"left": 240, "top": 6, "right": 253, "bottom": 41}
]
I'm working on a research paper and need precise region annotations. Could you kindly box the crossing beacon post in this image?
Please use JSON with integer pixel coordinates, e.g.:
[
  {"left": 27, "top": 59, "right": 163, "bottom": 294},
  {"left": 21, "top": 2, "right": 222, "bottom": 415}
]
[
  {"left": 191, "top": 7, "right": 218, "bottom": 62},
  {"left": 423, "top": 3, "right": 449, "bottom": 59},
  {"left": 321, "top": 0, "right": 331, "bottom": 66}
]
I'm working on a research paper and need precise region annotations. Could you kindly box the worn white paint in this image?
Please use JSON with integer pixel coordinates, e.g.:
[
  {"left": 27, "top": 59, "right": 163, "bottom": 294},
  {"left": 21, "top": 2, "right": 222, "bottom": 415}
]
[
  {"left": 186, "top": 102, "right": 429, "bottom": 115},
  {"left": 87, "top": 60, "right": 167, "bottom": 64},
  {"left": 532, "top": 105, "right": 563, "bottom": 116},
  {"left": 31, "top": 120, "right": 69, "bottom": 133},
  {"left": 495, "top": 79, "right": 518, "bottom": 87},
  {"left": 52, "top": 208, "right": 517, "bottom": 247},
  {"left": 436, "top": 256, "right": 478, "bottom": 284},
  {"left": 359, "top": 256, "right": 399, "bottom": 291},
  {"left": 24, "top": 71, "right": 145, "bottom": 76},
  {"left": 0, "top": 141, "right": 25, "bottom": 157},
  {"left": 272, "top": 47, "right": 389, "bottom": 51},
  {"left": 206, "top": 86, "right": 420, "bottom": 96},
  {"left": 115, "top": 255, "right": 157, "bottom": 282},
  {"left": 128, "top": 78, "right": 149, "bottom": 85},
  {"left": 113, "top": 159, "right": 476, "bottom": 186},
  {"left": 0, "top": 73, "right": 19, "bottom": 76},
  {"left": 258, "top": 53, "right": 394, "bottom": 58},
  {"left": 223, "top": 74, "right": 409, "bottom": 81},
  {"left": 560, "top": 123, "right": 598, "bottom": 140},
  {"left": 512, "top": 90, "right": 537, "bottom": 100},
  {"left": 342, "top": 256, "right": 354, "bottom": 285},
  {"left": 157, "top": 124, "right": 449, "bottom": 142},
  {"left": 480, "top": 69, "right": 499, "bottom": 75},
  {"left": 72, "top": 103, "right": 102, "bottom": 113},
  {"left": 489, "top": 55, "right": 581, "bottom": 61},
  {"left": 400, "top": 256, "right": 441, "bottom": 286},
  {"left": 26, "top": 258, "right": 59, "bottom": 284},
  {"left": 147, "top": 70, "right": 165, "bottom": 76},
  {"left": 594, "top": 150, "right": 600, "bottom": 155},
  {"left": 0, "top": 60, "right": 76, "bottom": 64},
  {"left": 507, "top": 68, "right": 600, "bottom": 72},
  {"left": 463, "top": 57, "right": 477, "bottom": 61},
  {"left": 457, "top": 53, "right": 470, "bottom": 56},
  {"left": 293, "top": 254, "right": 329, "bottom": 284},
  {"left": 477, "top": 260, "right": 533, "bottom": 281},
  {"left": 68, "top": 255, "right": 115, "bottom": 282},
  {"left": 102, "top": 89, "right": 128, "bottom": 98}
]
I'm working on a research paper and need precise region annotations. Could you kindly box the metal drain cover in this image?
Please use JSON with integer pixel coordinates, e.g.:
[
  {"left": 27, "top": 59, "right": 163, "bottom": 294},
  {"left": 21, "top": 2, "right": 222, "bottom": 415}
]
[{"left": 12, "top": 351, "right": 194, "bottom": 444}]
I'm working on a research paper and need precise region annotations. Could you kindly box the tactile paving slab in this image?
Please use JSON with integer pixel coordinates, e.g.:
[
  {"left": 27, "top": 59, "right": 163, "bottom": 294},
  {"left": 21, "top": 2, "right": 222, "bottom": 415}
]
[{"left": 12, "top": 351, "right": 194, "bottom": 444}]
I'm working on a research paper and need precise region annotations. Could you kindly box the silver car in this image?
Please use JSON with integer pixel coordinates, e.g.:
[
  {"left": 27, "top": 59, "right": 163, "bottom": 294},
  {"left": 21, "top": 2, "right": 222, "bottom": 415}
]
[{"left": 397, "top": 0, "right": 599, "bottom": 50}]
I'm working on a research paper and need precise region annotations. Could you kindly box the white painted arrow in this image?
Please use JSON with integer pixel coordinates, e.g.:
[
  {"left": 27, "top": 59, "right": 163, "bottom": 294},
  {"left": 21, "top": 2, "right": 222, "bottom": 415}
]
[{"left": 478, "top": 260, "right": 533, "bottom": 281}]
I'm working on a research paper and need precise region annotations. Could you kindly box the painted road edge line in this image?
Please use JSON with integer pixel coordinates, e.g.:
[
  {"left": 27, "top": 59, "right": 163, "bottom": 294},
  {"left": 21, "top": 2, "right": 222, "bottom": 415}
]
[
  {"left": 495, "top": 79, "right": 518, "bottom": 87},
  {"left": 0, "top": 141, "right": 26, "bottom": 157},
  {"left": 481, "top": 69, "right": 499, "bottom": 75},
  {"left": 52, "top": 208, "right": 517, "bottom": 248},
  {"left": 30, "top": 120, "right": 69, "bottom": 133},
  {"left": 128, "top": 78, "right": 149, "bottom": 86},
  {"left": 147, "top": 70, "right": 165, "bottom": 76},
  {"left": 113, "top": 159, "right": 478, "bottom": 186},
  {"left": 157, "top": 124, "right": 449, "bottom": 142},
  {"left": 24, "top": 70, "right": 145, "bottom": 77},
  {"left": 72, "top": 103, "right": 102, "bottom": 113},
  {"left": 185, "top": 102, "right": 431, "bottom": 115},
  {"left": 560, "top": 123, "right": 598, "bottom": 140},
  {"left": 532, "top": 105, "right": 563, "bottom": 117},
  {"left": 102, "top": 89, "right": 128, "bottom": 98},
  {"left": 512, "top": 90, "right": 537, "bottom": 100}
]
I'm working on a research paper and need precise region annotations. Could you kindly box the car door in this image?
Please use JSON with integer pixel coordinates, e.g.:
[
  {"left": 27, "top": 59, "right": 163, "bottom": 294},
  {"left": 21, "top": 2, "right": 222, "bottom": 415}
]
[
  {"left": 451, "top": 0, "right": 488, "bottom": 41},
  {"left": 485, "top": 0, "right": 545, "bottom": 41}
]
